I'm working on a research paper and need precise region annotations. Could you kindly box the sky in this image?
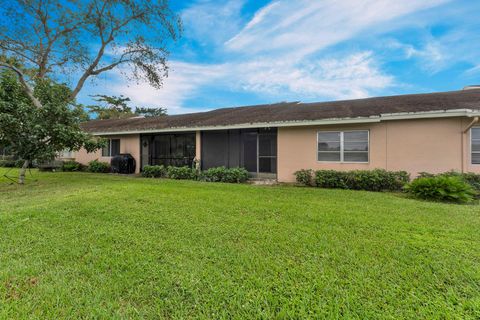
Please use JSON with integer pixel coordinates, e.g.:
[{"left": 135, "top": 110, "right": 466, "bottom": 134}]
[{"left": 78, "top": 0, "right": 480, "bottom": 115}]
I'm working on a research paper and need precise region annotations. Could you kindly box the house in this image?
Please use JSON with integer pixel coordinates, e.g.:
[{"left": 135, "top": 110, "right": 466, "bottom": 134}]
[{"left": 75, "top": 88, "right": 480, "bottom": 182}]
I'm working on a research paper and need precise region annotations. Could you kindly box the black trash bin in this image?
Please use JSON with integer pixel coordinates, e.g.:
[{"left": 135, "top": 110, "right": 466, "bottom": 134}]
[{"left": 111, "top": 153, "right": 136, "bottom": 174}]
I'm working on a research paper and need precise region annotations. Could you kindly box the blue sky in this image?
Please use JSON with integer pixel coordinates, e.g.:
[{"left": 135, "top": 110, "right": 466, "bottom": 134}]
[{"left": 79, "top": 0, "right": 480, "bottom": 114}]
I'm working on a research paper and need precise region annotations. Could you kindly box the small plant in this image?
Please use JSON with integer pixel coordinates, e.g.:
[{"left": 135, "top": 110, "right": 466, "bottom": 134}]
[
  {"left": 62, "top": 160, "right": 82, "bottom": 172},
  {"left": 166, "top": 166, "right": 198, "bottom": 180},
  {"left": 88, "top": 159, "right": 110, "bottom": 173},
  {"left": 142, "top": 165, "right": 167, "bottom": 178},
  {"left": 404, "top": 176, "right": 476, "bottom": 203},
  {"left": 201, "top": 167, "right": 249, "bottom": 183},
  {"left": 294, "top": 169, "right": 314, "bottom": 186}
]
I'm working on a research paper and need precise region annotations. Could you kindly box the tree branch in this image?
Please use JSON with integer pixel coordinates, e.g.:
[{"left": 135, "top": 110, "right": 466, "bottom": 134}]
[{"left": 0, "top": 62, "right": 43, "bottom": 109}]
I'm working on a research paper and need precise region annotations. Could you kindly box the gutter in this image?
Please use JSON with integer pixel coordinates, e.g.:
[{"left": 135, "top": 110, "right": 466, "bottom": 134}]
[{"left": 89, "top": 108, "right": 480, "bottom": 136}]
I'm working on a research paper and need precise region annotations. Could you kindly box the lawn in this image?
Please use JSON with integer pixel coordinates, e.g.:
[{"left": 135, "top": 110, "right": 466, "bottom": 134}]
[{"left": 0, "top": 168, "right": 479, "bottom": 319}]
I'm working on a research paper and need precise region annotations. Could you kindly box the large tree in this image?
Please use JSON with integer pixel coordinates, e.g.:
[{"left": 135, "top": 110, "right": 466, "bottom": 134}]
[
  {"left": 0, "top": 0, "right": 181, "bottom": 99},
  {"left": 0, "top": 68, "right": 102, "bottom": 184},
  {"left": 0, "top": 0, "right": 180, "bottom": 183}
]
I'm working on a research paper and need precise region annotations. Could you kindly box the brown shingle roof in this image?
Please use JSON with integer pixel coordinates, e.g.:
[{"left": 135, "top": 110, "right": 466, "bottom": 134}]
[{"left": 81, "top": 89, "right": 480, "bottom": 133}]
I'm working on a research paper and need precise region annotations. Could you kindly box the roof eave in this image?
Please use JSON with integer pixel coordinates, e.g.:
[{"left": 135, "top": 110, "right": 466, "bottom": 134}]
[{"left": 88, "top": 109, "right": 480, "bottom": 136}]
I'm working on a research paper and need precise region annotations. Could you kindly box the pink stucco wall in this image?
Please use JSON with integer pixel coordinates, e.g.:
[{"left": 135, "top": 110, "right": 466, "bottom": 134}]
[
  {"left": 277, "top": 117, "right": 480, "bottom": 182},
  {"left": 75, "top": 134, "right": 141, "bottom": 173}
]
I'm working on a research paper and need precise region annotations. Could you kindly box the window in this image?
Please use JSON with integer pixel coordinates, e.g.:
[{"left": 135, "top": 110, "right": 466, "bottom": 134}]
[
  {"left": 102, "top": 139, "right": 120, "bottom": 157},
  {"left": 318, "top": 130, "right": 369, "bottom": 162},
  {"left": 472, "top": 127, "right": 480, "bottom": 164}
]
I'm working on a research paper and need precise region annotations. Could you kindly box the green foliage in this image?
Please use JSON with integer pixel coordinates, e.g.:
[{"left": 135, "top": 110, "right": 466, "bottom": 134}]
[
  {"left": 135, "top": 107, "right": 167, "bottom": 118},
  {"left": 313, "top": 169, "right": 410, "bottom": 191},
  {"left": 201, "top": 166, "right": 249, "bottom": 183},
  {"left": 405, "top": 176, "right": 476, "bottom": 203},
  {"left": 87, "top": 160, "right": 110, "bottom": 173},
  {"left": 294, "top": 169, "right": 315, "bottom": 186},
  {"left": 61, "top": 161, "right": 82, "bottom": 172},
  {"left": 417, "top": 171, "right": 480, "bottom": 192},
  {"left": 166, "top": 166, "right": 198, "bottom": 180},
  {"left": 88, "top": 95, "right": 134, "bottom": 119},
  {"left": 0, "top": 159, "right": 16, "bottom": 167},
  {"left": 0, "top": 70, "right": 102, "bottom": 164},
  {"left": 141, "top": 165, "right": 167, "bottom": 178}
]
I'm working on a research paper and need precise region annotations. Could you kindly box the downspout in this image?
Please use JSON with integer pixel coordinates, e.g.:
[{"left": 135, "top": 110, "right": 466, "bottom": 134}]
[{"left": 462, "top": 117, "right": 479, "bottom": 172}]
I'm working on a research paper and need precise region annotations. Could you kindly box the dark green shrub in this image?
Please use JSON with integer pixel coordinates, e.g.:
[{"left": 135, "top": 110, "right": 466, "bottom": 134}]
[
  {"left": 166, "top": 166, "right": 198, "bottom": 180},
  {"left": 315, "top": 170, "right": 349, "bottom": 189},
  {"left": 142, "top": 165, "right": 166, "bottom": 178},
  {"left": 88, "top": 159, "right": 110, "bottom": 173},
  {"left": 404, "top": 176, "right": 476, "bottom": 203},
  {"left": 314, "top": 169, "right": 410, "bottom": 191},
  {"left": 294, "top": 169, "right": 314, "bottom": 186},
  {"left": 201, "top": 166, "right": 249, "bottom": 183},
  {"left": 0, "top": 159, "right": 16, "bottom": 167},
  {"left": 417, "top": 171, "right": 480, "bottom": 192},
  {"left": 62, "top": 160, "right": 82, "bottom": 172}
]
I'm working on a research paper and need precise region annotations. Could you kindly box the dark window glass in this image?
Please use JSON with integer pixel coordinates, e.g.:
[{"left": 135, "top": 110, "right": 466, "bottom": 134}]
[
  {"left": 242, "top": 132, "right": 257, "bottom": 173},
  {"left": 148, "top": 133, "right": 196, "bottom": 167},
  {"left": 258, "top": 133, "right": 277, "bottom": 157},
  {"left": 259, "top": 157, "right": 277, "bottom": 173},
  {"left": 318, "top": 141, "right": 340, "bottom": 152},
  {"left": 318, "top": 152, "right": 341, "bottom": 162},
  {"left": 102, "top": 140, "right": 111, "bottom": 157},
  {"left": 111, "top": 139, "right": 120, "bottom": 156},
  {"left": 344, "top": 152, "right": 368, "bottom": 162},
  {"left": 472, "top": 128, "right": 480, "bottom": 164}
]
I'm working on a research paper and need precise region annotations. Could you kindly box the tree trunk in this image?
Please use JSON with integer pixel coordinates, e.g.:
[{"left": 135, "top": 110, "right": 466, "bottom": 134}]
[{"left": 18, "top": 160, "right": 30, "bottom": 185}]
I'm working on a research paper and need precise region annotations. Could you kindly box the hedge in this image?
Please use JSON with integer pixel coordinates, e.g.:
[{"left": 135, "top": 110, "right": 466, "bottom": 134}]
[{"left": 295, "top": 169, "right": 410, "bottom": 192}]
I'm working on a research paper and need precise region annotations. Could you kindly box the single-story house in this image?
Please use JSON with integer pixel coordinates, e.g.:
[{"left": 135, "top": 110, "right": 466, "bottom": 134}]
[{"left": 75, "top": 88, "right": 480, "bottom": 182}]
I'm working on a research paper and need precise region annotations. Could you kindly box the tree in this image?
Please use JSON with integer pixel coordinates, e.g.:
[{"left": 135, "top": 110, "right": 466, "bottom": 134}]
[
  {"left": 0, "top": 0, "right": 181, "bottom": 100},
  {"left": 0, "top": 69, "right": 102, "bottom": 184},
  {"left": 135, "top": 107, "right": 168, "bottom": 118},
  {"left": 88, "top": 94, "right": 167, "bottom": 119},
  {"left": 88, "top": 94, "right": 134, "bottom": 119}
]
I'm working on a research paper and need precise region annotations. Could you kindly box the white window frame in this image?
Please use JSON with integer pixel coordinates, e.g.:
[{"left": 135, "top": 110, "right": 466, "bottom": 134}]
[
  {"left": 317, "top": 130, "right": 370, "bottom": 163},
  {"left": 471, "top": 127, "right": 480, "bottom": 165}
]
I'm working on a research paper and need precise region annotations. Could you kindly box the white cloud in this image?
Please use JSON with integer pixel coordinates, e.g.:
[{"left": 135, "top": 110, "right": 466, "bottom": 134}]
[
  {"left": 106, "top": 61, "right": 226, "bottom": 114},
  {"left": 95, "top": 0, "right": 456, "bottom": 113},
  {"left": 225, "top": 0, "right": 449, "bottom": 57}
]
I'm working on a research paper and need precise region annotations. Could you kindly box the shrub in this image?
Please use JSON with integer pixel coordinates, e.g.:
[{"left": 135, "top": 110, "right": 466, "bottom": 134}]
[
  {"left": 294, "top": 169, "right": 314, "bottom": 186},
  {"left": 404, "top": 176, "right": 476, "bottom": 203},
  {"left": 142, "top": 165, "right": 167, "bottom": 178},
  {"left": 0, "top": 159, "right": 16, "bottom": 167},
  {"left": 313, "top": 169, "right": 410, "bottom": 191},
  {"left": 62, "top": 160, "right": 82, "bottom": 172},
  {"left": 166, "top": 166, "right": 198, "bottom": 180},
  {"left": 417, "top": 171, "right": 480, "bottom": 192},
  {"left": 201, "top": 166, "right": 249, "bottom": 183},
  {"left": 87, "top": 159, "right": 110, "bottom": 173}
]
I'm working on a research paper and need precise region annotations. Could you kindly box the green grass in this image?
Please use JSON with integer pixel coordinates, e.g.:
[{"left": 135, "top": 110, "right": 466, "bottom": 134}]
[{"left": 0, "top": 168, "right": 479, "bottom": 319}]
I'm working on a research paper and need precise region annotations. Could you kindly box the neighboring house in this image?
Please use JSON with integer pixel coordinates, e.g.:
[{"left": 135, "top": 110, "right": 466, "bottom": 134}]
[{"left": 75, "top": 88, "right": 480, "bottom": 182}]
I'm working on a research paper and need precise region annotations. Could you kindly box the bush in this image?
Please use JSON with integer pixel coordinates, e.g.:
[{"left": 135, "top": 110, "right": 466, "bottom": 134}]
[
  {"left": 404, "top": 176, "right": 476, "bottom": 203},
  {"left": 417, "top": 171, "right": 480, "bottom": 192},
  {"left": 294, "top": 169, "right": 314, "bottom": 186},
  {"left": 62, "top": 160, "right": 82, "bottom": 172},
  {"left": 313, "top": 169, "right": 410, "bottom": 191},
  {"left": 87, "top": 159, "right": 110, "bottom": 173},
  {"left": 0, "top": 159, "right": 16, "bottom": 167},
  {"left": 166, "top": 166, "right": 198, "bottom": 180},
  {"left": 142, "top": 165, "right": 167, "bottom": 178},
  {"left": 201, "top": 167, "right": 249, "bottom": 183}
]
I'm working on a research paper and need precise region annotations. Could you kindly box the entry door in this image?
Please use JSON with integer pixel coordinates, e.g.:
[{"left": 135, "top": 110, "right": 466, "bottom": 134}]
[
  {"left": 141, "top": 136, "right": 150, "bottom": 169},
  {"left": 242, "top": 131, "right": 258, "bottom": 173}
]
